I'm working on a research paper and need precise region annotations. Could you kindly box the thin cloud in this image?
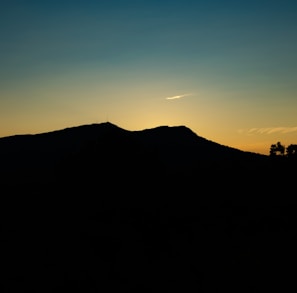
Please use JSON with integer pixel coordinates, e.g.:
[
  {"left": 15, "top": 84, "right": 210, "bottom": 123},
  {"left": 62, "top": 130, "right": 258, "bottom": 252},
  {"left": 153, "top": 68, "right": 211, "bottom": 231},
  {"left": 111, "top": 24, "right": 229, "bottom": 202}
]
[
  {"left": 165, "top": 93, "right": 192, "bottom": 100},
  {"left": 242, "top": 126, "right": 297, "bottom": 135}
]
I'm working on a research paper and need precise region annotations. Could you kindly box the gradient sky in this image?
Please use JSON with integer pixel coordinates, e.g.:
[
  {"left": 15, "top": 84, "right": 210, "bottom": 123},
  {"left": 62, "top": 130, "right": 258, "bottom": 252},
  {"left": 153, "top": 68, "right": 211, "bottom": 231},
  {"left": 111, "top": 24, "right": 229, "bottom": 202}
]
[{"left": 1, "top": 0, "right": 297, "bottom": 155}]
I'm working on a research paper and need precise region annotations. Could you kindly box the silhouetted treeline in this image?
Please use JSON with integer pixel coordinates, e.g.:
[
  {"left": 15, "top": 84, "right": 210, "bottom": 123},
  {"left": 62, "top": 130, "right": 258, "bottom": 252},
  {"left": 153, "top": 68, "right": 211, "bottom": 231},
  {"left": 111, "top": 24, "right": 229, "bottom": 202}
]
[{"left": 270, "top": 141, "right": 297, "bottom": 159}]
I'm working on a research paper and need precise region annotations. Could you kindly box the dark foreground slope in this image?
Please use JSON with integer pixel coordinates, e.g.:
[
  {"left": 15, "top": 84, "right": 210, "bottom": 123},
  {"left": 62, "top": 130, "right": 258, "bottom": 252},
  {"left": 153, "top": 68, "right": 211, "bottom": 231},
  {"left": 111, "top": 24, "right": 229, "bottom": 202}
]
[{"left": 1, "top": 122, "right": 297, "bottom": 292}]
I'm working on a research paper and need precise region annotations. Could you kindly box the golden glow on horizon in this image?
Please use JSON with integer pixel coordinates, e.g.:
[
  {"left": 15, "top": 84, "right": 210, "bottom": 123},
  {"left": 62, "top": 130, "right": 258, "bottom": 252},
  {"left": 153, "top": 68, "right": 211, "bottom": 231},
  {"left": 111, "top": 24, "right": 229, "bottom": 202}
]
[{"left": 0, "top": 70, "right": 296, "bottom": 157}]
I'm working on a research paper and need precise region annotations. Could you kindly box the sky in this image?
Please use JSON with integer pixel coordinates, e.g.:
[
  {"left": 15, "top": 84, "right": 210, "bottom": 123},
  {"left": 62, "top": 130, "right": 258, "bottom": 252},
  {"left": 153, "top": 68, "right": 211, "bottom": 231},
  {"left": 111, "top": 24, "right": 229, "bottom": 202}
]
[{"left": 1, "top": 0, "right": 297, "bottom": 155}]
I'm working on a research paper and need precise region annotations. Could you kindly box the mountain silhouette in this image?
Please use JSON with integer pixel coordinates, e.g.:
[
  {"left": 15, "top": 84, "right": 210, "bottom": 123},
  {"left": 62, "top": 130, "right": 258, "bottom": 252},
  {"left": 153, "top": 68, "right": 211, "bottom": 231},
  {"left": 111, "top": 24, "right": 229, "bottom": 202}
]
[
  {"left": 1, "top": 121, "right": 295, "bottom": 209},
  {"left": 0, "top": 121, "right": 293, "bottom": 208},
  {"left": 1, "top": 121, "right": 275, "bottom": 200},
  {"left": 0, "top": 121, "right": 267, "bottom": 175},
  {"left": 1, "top": 122, "right": 296, "bottom": 292}
]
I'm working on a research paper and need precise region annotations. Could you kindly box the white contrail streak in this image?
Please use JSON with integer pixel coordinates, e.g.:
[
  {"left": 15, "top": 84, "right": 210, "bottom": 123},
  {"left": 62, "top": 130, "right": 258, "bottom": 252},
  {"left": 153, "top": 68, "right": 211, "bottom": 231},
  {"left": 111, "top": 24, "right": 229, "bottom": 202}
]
[{"left": 165, "top": 93, "right": 191, "bottom": 100}]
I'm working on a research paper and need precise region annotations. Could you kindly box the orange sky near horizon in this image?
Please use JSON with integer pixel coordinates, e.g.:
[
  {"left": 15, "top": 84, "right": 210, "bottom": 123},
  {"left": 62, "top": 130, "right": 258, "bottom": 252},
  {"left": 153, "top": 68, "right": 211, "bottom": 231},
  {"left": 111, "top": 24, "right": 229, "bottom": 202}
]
[{"left": 1, "top": 0, "right": 297, "bottom": 156}]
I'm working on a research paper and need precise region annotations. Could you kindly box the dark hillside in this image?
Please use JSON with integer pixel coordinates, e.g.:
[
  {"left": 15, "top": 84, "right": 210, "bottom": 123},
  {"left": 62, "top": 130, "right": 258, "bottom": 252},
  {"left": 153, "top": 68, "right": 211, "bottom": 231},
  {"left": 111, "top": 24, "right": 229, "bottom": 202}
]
[
  {"left": 1, "top": 122, "right": 297, "bottom": 292},
  {"left": 0, "top": 122, "right": 127, "bottom": 171},
  {"left": 0, "top": 122, "right": 270, "bottom": 187}
]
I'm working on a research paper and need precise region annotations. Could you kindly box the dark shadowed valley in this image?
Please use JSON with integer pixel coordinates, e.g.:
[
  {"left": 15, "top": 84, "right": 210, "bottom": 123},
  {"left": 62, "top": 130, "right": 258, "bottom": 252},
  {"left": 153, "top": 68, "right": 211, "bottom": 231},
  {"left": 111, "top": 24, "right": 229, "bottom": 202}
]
[{"left": 1, "top": 122, "right": 296, "bottom": 292}]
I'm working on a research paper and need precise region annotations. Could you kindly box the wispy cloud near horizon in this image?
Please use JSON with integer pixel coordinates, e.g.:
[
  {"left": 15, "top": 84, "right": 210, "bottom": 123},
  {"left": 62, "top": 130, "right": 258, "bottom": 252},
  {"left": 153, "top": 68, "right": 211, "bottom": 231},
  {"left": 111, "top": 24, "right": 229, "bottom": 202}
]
[
  {"left": 165, "top": 93, "right": 192, "bottom": 100},
  {"left": 239, "top": 126, "right": 297, "bottom": 135}
]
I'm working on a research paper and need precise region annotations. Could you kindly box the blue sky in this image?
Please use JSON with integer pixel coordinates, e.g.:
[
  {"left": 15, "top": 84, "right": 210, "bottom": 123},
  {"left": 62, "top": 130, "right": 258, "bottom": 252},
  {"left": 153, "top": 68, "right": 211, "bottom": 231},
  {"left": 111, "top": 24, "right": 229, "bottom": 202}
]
[{"left": 1, "top": 0, "right": 297, "bottom": 154}]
